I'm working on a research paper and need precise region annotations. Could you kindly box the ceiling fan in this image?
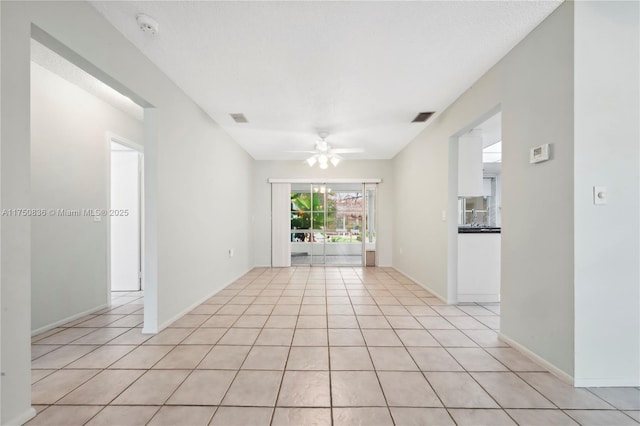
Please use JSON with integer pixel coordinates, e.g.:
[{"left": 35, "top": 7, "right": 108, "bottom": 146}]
[{"left": 288, "top": 134, "right": 364, "bottom": 169}]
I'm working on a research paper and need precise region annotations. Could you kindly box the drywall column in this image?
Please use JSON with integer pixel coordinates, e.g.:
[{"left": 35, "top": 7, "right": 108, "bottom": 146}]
[
  {"left": 142, "top": 108, "right": 158, "bottom": 335},
  {"left": 0, "top": 2, "right": 3, "bottom": 421},
  {"left": 0, "top": 3, "right": 34, "bottom": 423},
  {"left": 573, "top": 0, "right": 640, "bottom": 386}
]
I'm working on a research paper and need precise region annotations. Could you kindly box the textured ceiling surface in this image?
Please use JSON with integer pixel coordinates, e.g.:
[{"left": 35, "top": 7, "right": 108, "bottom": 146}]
[
  {"left": 90, "top": 1, "right": 561, "bottom": 160},
  {"left": 31, "top": 39, "right": 144, "bottom": 122}
]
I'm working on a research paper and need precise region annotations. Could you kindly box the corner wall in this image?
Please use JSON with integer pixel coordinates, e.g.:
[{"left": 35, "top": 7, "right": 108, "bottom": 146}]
[
  {"left": 393, "top": 2, "right": 576, "bottom": 376},
  {"left": 30, "top": 62, "right": 143, "bottom": 333},
  {"left": 253, "top": 160, "right": 393, "bottom": 267},
  {"left": 498, "top": 2, "right": 576, "bottom": 379},
  {"left": 1, "top": 1, "right": 254, "bottom": 423},
  {"left": 393, "top": 0, "right": 640, "bottom": 386}
]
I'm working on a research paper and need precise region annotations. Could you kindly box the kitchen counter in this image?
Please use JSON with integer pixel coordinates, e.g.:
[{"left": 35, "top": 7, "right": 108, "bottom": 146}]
[{"left": 458, "top": 227, "right": 501, "bottom": 234}]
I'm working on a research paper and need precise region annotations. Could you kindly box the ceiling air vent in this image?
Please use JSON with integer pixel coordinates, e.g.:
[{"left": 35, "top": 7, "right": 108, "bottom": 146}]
[
  {"left": 411, "top": 112, "right": 434, "bottom": 123},
  {"left": 230, "top": 113, "right": 248, "bottom": 123}
]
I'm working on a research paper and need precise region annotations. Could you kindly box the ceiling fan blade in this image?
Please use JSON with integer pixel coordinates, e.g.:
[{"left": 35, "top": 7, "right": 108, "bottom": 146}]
[
  {"left": 330, "top": 148, "right": 365, "bottom": 154},
  {"left": 285, "top": 150, "right": 318, "bottom": 154}
]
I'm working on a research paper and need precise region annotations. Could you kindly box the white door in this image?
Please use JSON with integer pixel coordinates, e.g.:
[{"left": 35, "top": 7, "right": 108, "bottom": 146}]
[{"left": 111, "top": 145, "right": 141, "bottom": 291}]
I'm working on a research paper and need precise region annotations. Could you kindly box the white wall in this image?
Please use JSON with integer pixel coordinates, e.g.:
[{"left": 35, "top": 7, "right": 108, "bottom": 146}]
[
  {"left": 2, "top": 4, "right": 36, "bottom": 423},
  {"left": 30, "top": 62, "right": 143, "bottom": 333},
  {"left": 253, "top": 160, "right": 393, "bottom": 267},
  {"left": 1, "top": 2, "right": 254, "bottom": 423},
  {"left": 393, "top": 0, "right": 640, "bottom": 386},
  {"left": 573, "top": 1, "right": 640, "bottom": 386},
  {"left": 393, "top": 2, "right": 576, "bottom": 376},
  {"left": 393, "top": 71, "right": 502, "bottom": 303},
  {"left": 155, "top": 110, "right": 254, "bottom": 331},
  {"left": 499, "top": 2, "right": 575, "bottom": 380}
]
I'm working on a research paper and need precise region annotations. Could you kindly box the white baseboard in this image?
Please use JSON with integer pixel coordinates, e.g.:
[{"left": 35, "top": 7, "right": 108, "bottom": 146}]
[
  {"left": 155, "top": 269, "right": 252, "bottom": 333},
  {"left": 458, "top": 294, "right": 500, "bottom": 303},
  {"left": 31, "top": 303, "right": 109, "bottom": 336},
  {"left": 391, "top": 267, "right": 449, "bottom": 304},
  {"left": 498, "top": 332, "right": 574, "bottom": 385},
  {"left": 574, "top": 377, "right": 640, "bottom": 387},
  {"left": 4, "top": 407, "right": 36, "bottom": 426}
]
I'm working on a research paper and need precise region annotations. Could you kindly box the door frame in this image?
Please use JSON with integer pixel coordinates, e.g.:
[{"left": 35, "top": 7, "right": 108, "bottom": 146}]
[
  {"left": 106, "top": 132, "right": 144, "bottom": 304},
  {"left": 447, "top": 105, "right": 501, "bottom": 304}
]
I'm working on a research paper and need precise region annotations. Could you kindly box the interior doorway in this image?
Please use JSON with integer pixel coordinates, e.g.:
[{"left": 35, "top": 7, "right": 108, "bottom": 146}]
[
  {"left": 448, "top": 107, "right": 502, "bottom": 305},
  {"left": 110, "top": 138, "right": 144, "bottom": 293}
]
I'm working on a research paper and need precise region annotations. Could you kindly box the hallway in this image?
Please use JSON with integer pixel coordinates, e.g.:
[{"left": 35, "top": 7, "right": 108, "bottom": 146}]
[{"left": 28, "top": 267, "right": 640, "bottom": 425}]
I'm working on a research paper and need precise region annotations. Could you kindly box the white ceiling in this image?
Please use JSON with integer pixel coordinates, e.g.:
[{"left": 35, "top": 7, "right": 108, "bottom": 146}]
[
  {"left": 31, "top": 39, "right": 144, "bottom": 122},
  {"left": 90, "top": 1, "right": 561, "bottom": 160}
]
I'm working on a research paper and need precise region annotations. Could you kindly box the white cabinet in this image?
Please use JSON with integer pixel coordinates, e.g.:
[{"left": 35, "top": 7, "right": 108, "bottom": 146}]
[
  {"left": 458, "top": 133, "right": 484, "bottom": 196},
  {"left": 457, "top": 233, "right": 500, "bottom": 303},
  {"left": 482, "top": 177, "right": 493, "bottom": 196}
]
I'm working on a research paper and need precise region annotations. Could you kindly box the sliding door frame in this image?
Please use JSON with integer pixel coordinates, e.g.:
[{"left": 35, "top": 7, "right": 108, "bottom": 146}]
[
  {"left": 269, "top": 178, "right": 382, "bottom": 184},
  {"left": 274, "top": 178, "right": 381, "bottom": 267}
]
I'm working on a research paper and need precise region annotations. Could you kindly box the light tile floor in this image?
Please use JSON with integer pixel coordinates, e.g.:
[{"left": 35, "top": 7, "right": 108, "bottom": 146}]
[{"left": 28, "top": 267, "right": 640, "bottom": 425}]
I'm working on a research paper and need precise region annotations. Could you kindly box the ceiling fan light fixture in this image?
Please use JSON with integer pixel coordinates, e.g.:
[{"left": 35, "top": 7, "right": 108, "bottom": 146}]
[{"left": 298, "top": 133, "right": 359, "bottom": 169}]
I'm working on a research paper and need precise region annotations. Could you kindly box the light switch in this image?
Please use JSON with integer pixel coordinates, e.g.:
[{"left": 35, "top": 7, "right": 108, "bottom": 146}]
[
  {"left": 593, "top": 186, "right": 607, "bottom": 205},
  {"left": 441, "top": 210, "right": 447, "bottom": 221}
]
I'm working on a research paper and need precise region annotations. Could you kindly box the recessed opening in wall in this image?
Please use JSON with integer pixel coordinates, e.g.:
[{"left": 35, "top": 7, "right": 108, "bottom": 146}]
[
  {"left": 31, "top": 39, "right": 143, "bottom": 122},
  {"left": 29, "top": 35, "right": 149, "bottom": 347},
  {"left": 110, "top": 138, "right": 144, "bottom": 298},
  {"left": 450, "top": 108, "right": 502, "bottom": 308},
  {"left": 458, "top": 112, "right": 502, "bottom": 228}
]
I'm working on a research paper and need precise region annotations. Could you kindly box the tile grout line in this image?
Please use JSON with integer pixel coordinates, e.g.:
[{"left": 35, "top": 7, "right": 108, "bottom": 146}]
[
  {"left": 349, "top": 271, "right": 397, "bottom": 426},
  {"left": 268, "top": 266, "right": 305, "bottom": 425},
  {"left": 29, "top": 267, "right": 639, "bottom": 425},
  {"left": 31, "top": 293, "right": 145, "bottom": 412},
  {"left": 325, "top": 272, "right": 334, "bottom": 426},
  {"left": 364, "top": 276, "right": 449, "bottom": 425}
]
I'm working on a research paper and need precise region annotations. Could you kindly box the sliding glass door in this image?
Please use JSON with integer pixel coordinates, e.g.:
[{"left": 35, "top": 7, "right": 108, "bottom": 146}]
[
  {"left": 290, "top": 182, "right": 374, "bottom": 266},
  {"left": 325, "top": 184, "right": 363, "bottom": 265},
  {"left": 290, "top": 183, "right": 313, "bottom": 265},
  {"left": 310, "top": 184, "right": 326, "bottom": 265}
]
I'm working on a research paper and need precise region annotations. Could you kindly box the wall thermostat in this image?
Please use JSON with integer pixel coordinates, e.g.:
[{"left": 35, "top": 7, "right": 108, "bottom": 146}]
[{"left": 530, "top": 143, "right": 550, "bottom": 164}]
